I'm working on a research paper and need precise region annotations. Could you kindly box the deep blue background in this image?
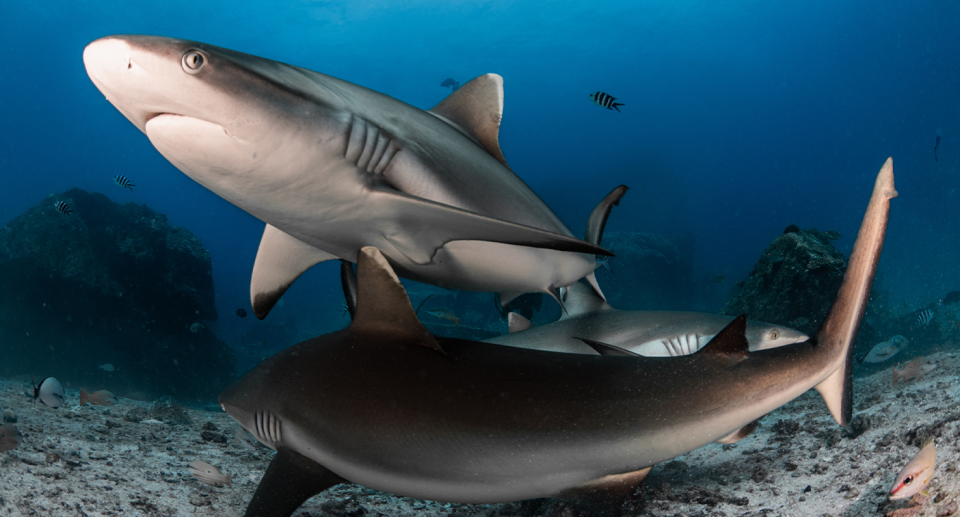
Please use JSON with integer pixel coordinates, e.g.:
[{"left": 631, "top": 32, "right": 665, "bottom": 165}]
[{"left": 2, "top": 0, "right": 957, "bottom": 345}]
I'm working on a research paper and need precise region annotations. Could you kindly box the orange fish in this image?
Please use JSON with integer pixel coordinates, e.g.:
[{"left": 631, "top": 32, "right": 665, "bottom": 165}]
[
  {"left": 427, "top": 307, "right": 460, "bottom": 326},
  {"left": 889, "top": 439, "right": 936, "bottom": 500},
  {"left": 0, "top": 424, "right": 21, "bottom": 452},
  {"left": 80, "top": 388, "right": 118, "bottom": 406},
  {"left": 892, "top": 358, "right": 937, "bottom": 385}
]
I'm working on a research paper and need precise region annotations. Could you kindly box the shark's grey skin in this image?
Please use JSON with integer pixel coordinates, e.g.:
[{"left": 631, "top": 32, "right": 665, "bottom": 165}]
[
  {"left": 82, "top": 35, "right": 609, "bottom": 319},
  {"left": 219, "top": 158, "right": 896, "bottom": 517},
  {"left": 486, "top": 280, "right": 809, "bottom": 356}
]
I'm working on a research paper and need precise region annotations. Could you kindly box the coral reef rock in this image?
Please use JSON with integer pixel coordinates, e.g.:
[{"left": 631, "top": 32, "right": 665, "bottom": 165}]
[
  {"left": 723, "top": 228, "right": 846, "bottom": 337},
  {"left": 597, "top": 231, "right": 693, "bottom": 310},
  {"left": 0, "top": 188, "right": 233, "bottom": 402}
]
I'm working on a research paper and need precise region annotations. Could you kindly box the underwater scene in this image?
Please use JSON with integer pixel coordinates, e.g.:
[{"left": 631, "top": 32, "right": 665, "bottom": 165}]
[{"left": 1, "top": 1, "right": 959, "bottom": 516}]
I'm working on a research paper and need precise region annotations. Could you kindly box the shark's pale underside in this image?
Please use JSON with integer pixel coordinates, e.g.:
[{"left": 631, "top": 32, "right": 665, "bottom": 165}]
[
  {"left": 220, "top": 159, "right": 896, "bottom": 516},
  {"left": 83, "top": 35, "right": 610, "bottom": 319}
]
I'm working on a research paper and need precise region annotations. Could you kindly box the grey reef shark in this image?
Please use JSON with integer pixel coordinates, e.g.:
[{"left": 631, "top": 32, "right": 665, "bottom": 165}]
[
  {"left": 340, "top": 185, "right": 809, "bottom": 355},
  {"left": 82, "top": 35, "right": 611, "bottom": 319},
  {"left": 490, "top": 185, "right": 810, "bottom": 355},
  {"left": 220, "top": 159, "right": 896, "bottom": 517}
]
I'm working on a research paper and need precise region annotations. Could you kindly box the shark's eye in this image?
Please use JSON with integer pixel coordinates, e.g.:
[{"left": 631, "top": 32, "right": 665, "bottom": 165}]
[
  {"left": 904, "top": 475, "right": 914, "bottom": 485},
  {"left": 769, "top": 330, "right": 780, "bottom": 340},
  {"left": 181, "top": 50, "right": 205, "bottom": 74}
]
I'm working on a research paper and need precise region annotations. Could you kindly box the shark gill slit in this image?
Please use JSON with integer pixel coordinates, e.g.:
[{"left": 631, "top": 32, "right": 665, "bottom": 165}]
[{"left": 344, "top": 115, "right": 400, "bottom": 174}]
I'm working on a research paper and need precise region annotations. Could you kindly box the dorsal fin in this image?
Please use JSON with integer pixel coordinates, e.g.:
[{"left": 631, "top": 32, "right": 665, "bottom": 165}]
[
  {"left": 578, "top": 337, "right": 639, "bottom": 357},
  {"left": 508, "top": 312, "right": 533, "bottom": 333},
  {"left": 586, "top": 185, "right": 629, "bottom": 246},
  {"left": 429, "top": 74, "right": 508, "bottom": 167},
  {"left": 698, "top": 314, "right": 749, "bottom": 361},
  {"left": 351, "top": 247, "right": 444, "bottom": 355},
  {"left": 560, "top": 280, "right": 614, "bottom": 320}
]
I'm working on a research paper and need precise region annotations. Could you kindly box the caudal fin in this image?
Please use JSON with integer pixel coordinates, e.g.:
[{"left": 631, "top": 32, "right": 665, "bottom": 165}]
[{"left": 814, "top": 158, "right": 897, "bottom": 425}]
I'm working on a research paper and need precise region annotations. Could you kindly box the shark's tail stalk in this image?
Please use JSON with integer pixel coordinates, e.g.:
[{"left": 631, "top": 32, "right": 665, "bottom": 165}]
[{"left": 814, "top": 158, "right": 897, "bottom": 425}]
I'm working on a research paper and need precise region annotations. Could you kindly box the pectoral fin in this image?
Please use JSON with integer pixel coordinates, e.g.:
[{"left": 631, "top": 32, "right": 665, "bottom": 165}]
[
  {"left": 245, "top": 447, "right": 345, "bottom": 517},
  {"left": 251, "top": 225, "right": 338, "bottom": 319},
  {"left": 371, "top": 186, "right": 612, "bottom": 265},
  {"left": 716, "top": 419, "right": 761, "bottom": 444},
  {"left": 508, "top": 312, "right": 533, "bottom": 333},
  {"left": 559, "top": 467, "right": 652, "bottom": 517}
]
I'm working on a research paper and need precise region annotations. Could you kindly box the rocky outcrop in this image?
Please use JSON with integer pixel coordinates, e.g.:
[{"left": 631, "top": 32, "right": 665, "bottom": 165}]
[
  {"left": 722, "top": 229, "right": 846, "bottom": 337},
  {"left": 596, "top": 231, "right": 693, "bottom": 310},
  {"left": 0, "top": 189, "right": 233, "bottom": 402}
]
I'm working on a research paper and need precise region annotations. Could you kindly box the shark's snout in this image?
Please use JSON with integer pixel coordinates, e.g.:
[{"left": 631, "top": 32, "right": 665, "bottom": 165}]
[{"left": 83, "top": 37, "right": 132, "bottom": 92}]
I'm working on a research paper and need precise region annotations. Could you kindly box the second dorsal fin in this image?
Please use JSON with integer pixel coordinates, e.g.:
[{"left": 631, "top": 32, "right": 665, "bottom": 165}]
[
  {"left": 429, "top": 74, "right": 508, "bottom": 167},
  {"left": 351, "top": 247, "right": 444, "bottom": 355}
]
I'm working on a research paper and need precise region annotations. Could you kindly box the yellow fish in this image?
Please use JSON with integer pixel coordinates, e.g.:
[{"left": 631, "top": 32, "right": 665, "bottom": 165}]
[
  {"left": 889, "top": 439, "right": 936, "bottom": 500},
  {"left": 427, "top": 307, "right": 460, "bottom": 326}
]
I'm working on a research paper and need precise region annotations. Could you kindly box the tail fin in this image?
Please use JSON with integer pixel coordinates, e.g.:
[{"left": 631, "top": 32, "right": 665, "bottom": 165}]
[
  {"left": 612, "top": 103, "right": 624, "bottom": 112},
  {"left": 79, "top": 389, "right": 90, "bottom": 406},
  {"left": 814, "top": 158, "right": 897, "bottom": 425}
]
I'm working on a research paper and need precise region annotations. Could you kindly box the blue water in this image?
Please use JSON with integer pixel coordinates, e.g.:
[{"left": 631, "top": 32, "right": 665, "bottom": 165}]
[{"left": 1, "top": 0, "right": 957, "bottom": 346}]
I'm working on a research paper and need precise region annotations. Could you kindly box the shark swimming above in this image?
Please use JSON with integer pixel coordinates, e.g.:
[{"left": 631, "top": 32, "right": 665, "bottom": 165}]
[
  {"left": 83, "top": 35, "right": 610, "bottom": 319},
  {"left": 220, "top": 158, "right": 896, "bottom": 517}
]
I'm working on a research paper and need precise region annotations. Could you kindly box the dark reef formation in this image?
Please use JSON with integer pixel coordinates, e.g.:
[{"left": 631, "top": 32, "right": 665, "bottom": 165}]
[
  {"left": 0, "top": 189, "right": 233, "bottom": 402},
  {"left": 723, "top": 228, "right": 846, "bottom": 338},
  {"left": 720, "top": 228, "right": 960, "bottom": 359},
  {"left": 597, "top": 231, "right": 693, "bottom": 310}
]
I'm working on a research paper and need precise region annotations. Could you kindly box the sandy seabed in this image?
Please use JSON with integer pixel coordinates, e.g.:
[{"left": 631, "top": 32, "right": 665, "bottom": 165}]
[{"left": 1, "top": 352, "right": 959, "bottom": 517}]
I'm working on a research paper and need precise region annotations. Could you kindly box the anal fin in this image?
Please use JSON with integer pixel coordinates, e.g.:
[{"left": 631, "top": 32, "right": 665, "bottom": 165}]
[{"left": 245, "top": 447, "right": 345, "bottom": 517}]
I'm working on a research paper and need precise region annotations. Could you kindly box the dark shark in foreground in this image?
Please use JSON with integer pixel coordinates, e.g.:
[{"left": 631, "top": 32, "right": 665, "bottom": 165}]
[
  {"left": 220, "top": 159, "right": 896, "bottom": 516},
  {"left": 83, "top": 35, "right": 610, "bottom": 319}
]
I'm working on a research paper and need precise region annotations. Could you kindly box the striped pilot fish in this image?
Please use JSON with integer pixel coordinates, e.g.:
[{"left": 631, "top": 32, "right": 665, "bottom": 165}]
[
  {"left": 916, "top": 308, "right": 934, "bottom": 327},
  {"left": 113, "top": 174, "right": 135, "bottom": 190},
  {"left": 588, "top": 91, "right": 624, "bottom": 112},
  {"left": 53, "top": 201, "right": 73, "bottom": 215}
]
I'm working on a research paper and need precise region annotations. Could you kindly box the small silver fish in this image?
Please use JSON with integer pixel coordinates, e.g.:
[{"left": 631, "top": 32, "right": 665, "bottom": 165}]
[
  {"left": 864, "top": 335, "right": 909, "bottom": 363},
  {"left": 31, "top": 376, "right": 64, "bottom": 408},
  {"left": 188, "top": 460, "right": 232, "bottom": 486},
  {"left": 889, "top": 439, "right": 936, "bottom": 500},
  {"left": 113, "top": 174, "right": 135, "bottom": 190},
  {"left": 189, "top": 322, "right": 203, "bottom": 333},
  {"left": 98, "top": 363, "right": 115, "bottom": 372}
]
